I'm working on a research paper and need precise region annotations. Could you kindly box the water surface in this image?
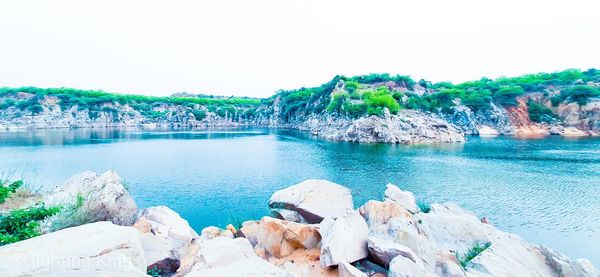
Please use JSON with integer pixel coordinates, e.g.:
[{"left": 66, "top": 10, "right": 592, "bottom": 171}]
[{"left": 0, "top": 128, "right": 598, "bottom": 265}]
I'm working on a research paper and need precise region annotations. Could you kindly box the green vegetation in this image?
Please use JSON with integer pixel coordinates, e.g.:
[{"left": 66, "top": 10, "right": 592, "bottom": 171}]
[
  {"left": 0, "top": 87, "right": 261, "bottom": 119},
  {"left": 147, "top": 266, "right": 162, "bottom": 277},
  {"left": 0, "top": 204, "right": 61, "bottom": 245},
  {"left": 417, "top": 200, "right": 431, "bottom": 213},
  {"left": 527, "top": 101, "right": 556, "bottom": 123},
  {"left": 0, "top": 180, "right": 23, "bottom": 204},
  {"left": 1, "top": 68, "right": 598, "bottom": 121},
  {"left": 280, "top": 68, "right": 600, "bottom": 119},
  {"left": 456, "top": 242, "right": 492, "bottom": 268},
  {"left": 557, "top": 85, "right": 600, "bottom": 106}
]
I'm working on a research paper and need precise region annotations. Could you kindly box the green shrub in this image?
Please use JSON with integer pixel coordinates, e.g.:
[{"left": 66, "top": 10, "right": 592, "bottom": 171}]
[
  {"left": 343, "top": 102, "right": 368, "bottom": 118},
  {"left": 527, "top": 101, "right": 556, "bottom": 123},
  {"left": 494, "top": 86, "right": 524, "bottom": 106},
  {"left": 326, "top": 92, "right": 348, "bottom": 114},
  {"left": 147, "top": 265, "right": 162, "bottom": 277},
  {"left": 559, "top": 85, "right": 600, "bottom": 106},
  {"left": 456, "top": 242, "right": 492, "bottom": 268},
  {"left": 0, "top": 99, "right": 15, "bottom": 109},
  {"left": 417, "top": 200, "right": 431, "bottom": 213},
  {"left": 28, "top": 104, "right": 44, "bottom": 114},
  {"left": 344, "top": 81, "right": 360, "bottom": 93},
  {"left": 0, "top": 204, "right": 61, "bottom": 245},
  {"left": 192, "top": 109, "right": 206, "bottom": 120},
  {"left": 0, "top": 180, "right": 23, "bottom": 204}
]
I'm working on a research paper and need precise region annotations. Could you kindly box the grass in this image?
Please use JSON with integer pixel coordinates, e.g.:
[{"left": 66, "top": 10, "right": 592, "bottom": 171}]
[
  {"left": 456, "top": 242, "right": 492, "bottom": 268},
  {"left": 416, "top": 200, "right": 431, "bottom": 213}
]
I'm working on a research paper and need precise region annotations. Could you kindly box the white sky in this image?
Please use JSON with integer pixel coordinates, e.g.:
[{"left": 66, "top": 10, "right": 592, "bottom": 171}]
[{"left": 1, "top": 0, "right": 599, "bottom": 97}]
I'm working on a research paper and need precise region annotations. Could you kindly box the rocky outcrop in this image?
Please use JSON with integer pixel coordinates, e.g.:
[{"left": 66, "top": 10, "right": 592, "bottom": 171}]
[
  {"left": 281, "top": 109, "right": 466, "bottom": 144},
  {"left": 42, "top": 170, "right": 138, "bottom": 232},
  {"left": 1, "top": 174, "right": 598, "bottom": 276},
  {"left": 0, "top": 221, "right": 147, "bottom": 276},
  {"left": 269, "top": 179, "right": 353, "bottom": 224}
]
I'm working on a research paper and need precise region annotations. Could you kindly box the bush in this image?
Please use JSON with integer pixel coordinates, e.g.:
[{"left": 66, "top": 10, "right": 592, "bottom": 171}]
[
  {"left": 0, "top": 180, "right": 23, "bottom": 204},
  {"left": 417, "top": 200, "right": 431, "bottom": 213},
  {"left": 0, "top": 99, "right": 15, "bottom": 109},
  {"left": 494, "top": 86, "right": 524, "bottom": 106},
  {"left": 192, "top": 109, "right": 206, "bottom": 120},
  {"left": 559, "top": 85, "right": 600, "bottom": 106},
  {"left": 0, "top": 204, "right": 61, "bottom": 245},
  {"left": 527, "top": 101, "right": 556, "bottom": 123},
  {"left": 28, "top": 104, "right": 44, "bottom": 114}
]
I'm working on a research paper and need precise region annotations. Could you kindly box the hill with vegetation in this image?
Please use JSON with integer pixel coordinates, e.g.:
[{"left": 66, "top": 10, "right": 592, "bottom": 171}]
[{"left": 1, "top": 68, "right": 599, "bottom": 142}]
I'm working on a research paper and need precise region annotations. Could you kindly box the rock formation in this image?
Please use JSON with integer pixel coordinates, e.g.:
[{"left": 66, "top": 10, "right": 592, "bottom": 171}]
[{"left": 1, "top": 172, "right": 599, "bottom": 276}]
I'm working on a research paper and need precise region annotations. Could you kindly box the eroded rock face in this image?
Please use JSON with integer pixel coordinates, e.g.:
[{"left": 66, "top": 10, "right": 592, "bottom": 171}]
[
  {"left": 269, "top": 179, "right": 353, "bottom": 224},
  {"left": 320, "top": 209, "right": 369, "bottom": 268},
  {"left": 239, "top": 216, "right": 321, "bottom": 258},
  {"left": 291, "top": 110, "right": 465, "bottom": 144},
  {"left": 43, "top": 171, "right": 138, "bottom": 231},
  {"left": 0, "top": 221, "right": 147, "bottom": 276}
]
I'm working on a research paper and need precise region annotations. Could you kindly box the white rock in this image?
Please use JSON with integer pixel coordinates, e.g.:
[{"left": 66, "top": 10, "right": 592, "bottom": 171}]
[
  {"left": 44, "top": 171, "right": 138, "bottom": 230},
  {"left": 0, "top": 221, "right": 147, "bottom": 276},
  {"left": 137, "top": 205, "right": 197, "bottom": 241},
  {"left": 200, "top": 226, "right": 234, "bottom": 240},
  {"left": 269, "top": 179, "right": 354, "bottom": 224},
  {"left": 320, "top": 209, "right": 369, "bottom": 267},
  {"left": 389, "top": 254, "right": 434, "bottom": 277},
  {"left": 477, "top": 126, "right": 499, "bottom": 137},
  {"left": 339, "top": 261, "right": 367, "bottom": 277},
  {"left": 185, "top": 237, "right": 288, "bottom": 276},
  {"left": 384, "top": 183, "right": 418, "bottom": 213},
  {"left": 367, "top": 236, "right": 419, "bottom": 268},
  {"left": 359, "top": 200, "right": 436, "bottom": 270}
]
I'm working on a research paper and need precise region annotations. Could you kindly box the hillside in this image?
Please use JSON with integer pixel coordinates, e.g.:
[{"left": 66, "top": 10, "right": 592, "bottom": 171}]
[{"left": 1, "top": 68, "right": 599, "bottom": 142}]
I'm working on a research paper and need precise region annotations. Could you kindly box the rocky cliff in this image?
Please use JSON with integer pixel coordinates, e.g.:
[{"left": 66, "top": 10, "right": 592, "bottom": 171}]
[
  {"left": 1, "top": 68, "right": 599, "bottom": 143},
  {"left": 0, "top": 172, "right": 598, "bottom": 276}
]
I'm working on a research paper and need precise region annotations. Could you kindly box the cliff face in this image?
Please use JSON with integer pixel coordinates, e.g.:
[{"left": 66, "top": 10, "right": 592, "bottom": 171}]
[{"left": 1, "top": 69, "right": 599, "bottom": 143}]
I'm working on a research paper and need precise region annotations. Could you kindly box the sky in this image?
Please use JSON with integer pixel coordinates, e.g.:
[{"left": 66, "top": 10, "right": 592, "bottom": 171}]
[{"left": 0, "top": 0, "right": 599, "bottom": 97}]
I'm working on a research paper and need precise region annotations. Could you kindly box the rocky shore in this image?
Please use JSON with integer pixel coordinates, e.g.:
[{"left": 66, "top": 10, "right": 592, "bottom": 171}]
[{"left": 0, "top": 171, "right": 598, "bottom": 276}]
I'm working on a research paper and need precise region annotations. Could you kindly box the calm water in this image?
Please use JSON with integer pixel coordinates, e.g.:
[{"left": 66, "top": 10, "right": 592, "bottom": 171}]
[{"left": 0, "top": 128, "right": 599, "bottom": 265}]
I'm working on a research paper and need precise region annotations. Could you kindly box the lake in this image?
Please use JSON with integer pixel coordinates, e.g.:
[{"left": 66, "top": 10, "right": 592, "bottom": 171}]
[{"left": 0, "top": 128, "right": 598, "bottom": 266}]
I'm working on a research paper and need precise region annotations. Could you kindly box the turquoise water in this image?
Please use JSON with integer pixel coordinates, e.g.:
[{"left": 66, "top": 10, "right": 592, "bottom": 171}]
[{"left": 0, "top": 128, "right": 599, "bottom": 265}]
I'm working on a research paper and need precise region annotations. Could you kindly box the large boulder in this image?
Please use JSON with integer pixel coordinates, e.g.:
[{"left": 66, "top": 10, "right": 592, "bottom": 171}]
[
  {"left": 367, "top": 236, "right": 420, "bottom": 268},
  {"left": 183, "top": 237, "right": 288, "bottom": 276},
  {"left": 383, "top": 183, "right": 418, "bottom": 213},
  {"left": 136, "top": 206, "right": 197, "bottom": 242},
  {"left": 0, "top": 221, "right": 147, "bottom": 276},
  {"left": 320, "top": 209, "right": 369, "bottom": 267},
  {"left": 269, "top": 179, "right": 353, "bottom": 224},
  {"left": 388, "top": 254, "right": 434, "bottom": 277},
  {"left": 43, "top": 171, "right": 138, "bottom": 231},
  {"left": 239, "top": 216, "right": 321, "bottom": 258},
  {"left": 134, "top": 206, "right": 198, "bottom": 267},
  {"left": 359, "top": 200, "right": 436, "bottom": 269}
]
